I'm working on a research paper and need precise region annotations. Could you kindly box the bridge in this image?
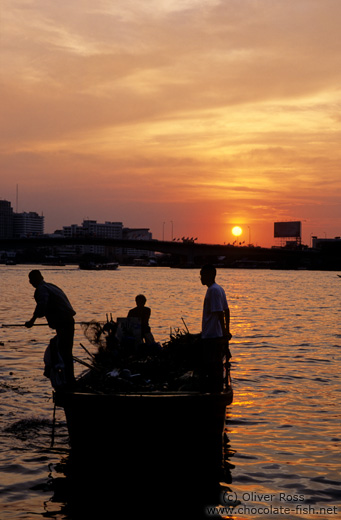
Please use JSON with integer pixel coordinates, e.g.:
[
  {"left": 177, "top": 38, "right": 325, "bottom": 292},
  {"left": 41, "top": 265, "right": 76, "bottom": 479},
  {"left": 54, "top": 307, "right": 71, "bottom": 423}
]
[
  {"left": 0, "top": 236, "right": 320, "bottom": 267},
  {"left": 0, "top": 236, "right": 238, "bottom": 260}
]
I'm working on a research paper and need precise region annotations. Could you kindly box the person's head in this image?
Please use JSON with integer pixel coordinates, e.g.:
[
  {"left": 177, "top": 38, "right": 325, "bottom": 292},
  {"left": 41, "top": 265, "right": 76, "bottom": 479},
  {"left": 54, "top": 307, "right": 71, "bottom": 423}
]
[
  {"left": 200, "top": 264, "right": 216, "bottom": 287},
  {"left": 135, "top": 294, "right": 147, "bottom": 307},
  {"left": 28, "top": 270, "right": 44, "bottom": 288}
]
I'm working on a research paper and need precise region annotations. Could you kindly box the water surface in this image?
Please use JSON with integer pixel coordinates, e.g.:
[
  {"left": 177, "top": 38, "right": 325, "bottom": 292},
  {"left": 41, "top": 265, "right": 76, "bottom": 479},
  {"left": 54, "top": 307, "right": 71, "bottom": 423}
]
[{"left": 0, "top": 266, "right": 340, "bottom": 518}]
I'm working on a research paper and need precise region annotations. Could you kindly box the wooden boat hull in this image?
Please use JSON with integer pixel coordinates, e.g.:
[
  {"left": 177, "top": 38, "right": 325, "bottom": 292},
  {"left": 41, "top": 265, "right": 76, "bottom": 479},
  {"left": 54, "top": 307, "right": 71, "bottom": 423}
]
[
  {"left": 54, "top": 389, "right": 233, "bottom": 515},
  {"left": 55, "top": 389, "right": 232, "bottom": 471}
]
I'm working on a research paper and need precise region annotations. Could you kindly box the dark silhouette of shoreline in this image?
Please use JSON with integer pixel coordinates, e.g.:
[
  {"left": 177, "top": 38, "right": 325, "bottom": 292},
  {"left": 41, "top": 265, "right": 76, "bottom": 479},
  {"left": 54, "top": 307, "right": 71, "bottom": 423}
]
[{"left": 0, "top": 237, "right": 340, "bottom": 271}]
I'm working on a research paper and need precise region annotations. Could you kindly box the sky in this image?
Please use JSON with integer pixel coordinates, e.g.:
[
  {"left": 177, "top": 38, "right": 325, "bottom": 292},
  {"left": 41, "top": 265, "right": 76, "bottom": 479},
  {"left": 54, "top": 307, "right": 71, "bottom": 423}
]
[{"left": 1, "top": 0, "right": 341, "bottom": 247}]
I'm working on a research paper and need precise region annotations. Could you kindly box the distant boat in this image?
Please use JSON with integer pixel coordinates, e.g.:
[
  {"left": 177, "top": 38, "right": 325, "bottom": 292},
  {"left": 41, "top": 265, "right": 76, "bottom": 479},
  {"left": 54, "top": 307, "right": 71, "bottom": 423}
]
[
  {"left": 79, "top": 261, "right": 119, "bottom": 271},
  {"left": 42, "top": 259, "right": 66, "bottom": 266},
  {"left": 133, "top": 258, "right": 157, "bottom": 266}
]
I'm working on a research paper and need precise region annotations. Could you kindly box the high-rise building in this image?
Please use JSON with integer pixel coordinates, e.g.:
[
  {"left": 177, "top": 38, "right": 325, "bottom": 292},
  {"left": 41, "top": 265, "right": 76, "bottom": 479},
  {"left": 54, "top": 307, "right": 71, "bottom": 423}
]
[
  {"left": 1, "top": 201, "right": 44, "bottom": 239},
  {"left": 14, "top": 212, "right": 44, "bottom": 237},
  {"left": 62, "top": 220, "right": 123, "bottom": 256},
  {"left": 63, "top": 220, "right": 123, "bottom": 239},
  {"left": 61, "top": 220, "right": 154, "bottom": 259},
  {"left": 0, "top": 200, "right": 14, "bottom": 238}
]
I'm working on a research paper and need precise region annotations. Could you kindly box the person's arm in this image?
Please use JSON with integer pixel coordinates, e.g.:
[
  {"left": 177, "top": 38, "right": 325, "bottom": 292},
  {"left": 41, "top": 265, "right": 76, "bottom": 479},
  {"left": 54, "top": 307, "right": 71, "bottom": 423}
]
[
  {"left": 25, "top": 316, "right": 36, "bottom": 328},
  {"left": 216, "top": 308, "right": 232, "bottom": 340},
  {"left": 25, "top": 286, "right": 49, "bottom": 327},
  {"left": 224, "top": 307, "right": 232, "bottom": 340}
]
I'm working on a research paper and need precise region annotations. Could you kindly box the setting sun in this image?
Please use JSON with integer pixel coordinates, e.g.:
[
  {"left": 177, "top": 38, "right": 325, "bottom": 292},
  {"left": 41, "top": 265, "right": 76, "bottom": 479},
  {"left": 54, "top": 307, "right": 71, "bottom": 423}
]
[
  {"left": 232, "top": 226, "right": 243, "bottom": 237},
  {"left": 1, "top": 1, "right": 341, "bottom": 247}
]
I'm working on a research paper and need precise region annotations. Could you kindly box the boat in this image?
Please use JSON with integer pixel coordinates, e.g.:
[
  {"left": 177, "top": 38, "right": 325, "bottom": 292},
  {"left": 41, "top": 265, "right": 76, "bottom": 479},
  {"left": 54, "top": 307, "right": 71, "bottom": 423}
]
[
  {"left": 41, "top": 256, "right": 65, "bottom": 266},
  {"left": 54, "top": 387, "right": 232, "bottom": 464},
  {"left": 79, "top": 261, "right": 119, "bottom": 270},
  {"left": 54, "top": 386, "right": 232, "bottom": 517},
  {"left": 53, "top": 321, "right": 233, "bottom": 509},
  {"left": 53, "top": 386, "right": 233, "bottom": 515}
]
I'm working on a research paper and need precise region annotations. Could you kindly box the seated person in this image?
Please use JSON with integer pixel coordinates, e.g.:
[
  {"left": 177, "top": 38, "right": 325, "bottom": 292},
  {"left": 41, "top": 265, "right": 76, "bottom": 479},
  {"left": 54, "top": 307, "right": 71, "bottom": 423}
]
[{"left": 127, "top": 294, "right": 155, "bottom": 344}]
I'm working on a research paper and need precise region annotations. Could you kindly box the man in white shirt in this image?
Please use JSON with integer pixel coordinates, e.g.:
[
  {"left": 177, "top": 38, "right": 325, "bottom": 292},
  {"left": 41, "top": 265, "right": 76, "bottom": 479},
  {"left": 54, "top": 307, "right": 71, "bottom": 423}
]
[
  {"left": 25, "top": 270, "right": 76, "bottom": 388},
  {"left": 200, "top": 264, "right": 232, "bottom": 392}
]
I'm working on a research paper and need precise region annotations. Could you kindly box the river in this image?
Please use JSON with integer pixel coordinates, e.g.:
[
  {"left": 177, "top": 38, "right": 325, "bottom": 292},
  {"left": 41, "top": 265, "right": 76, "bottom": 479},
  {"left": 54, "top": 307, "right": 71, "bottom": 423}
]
[{"left": 0, "top": 265, "right": 340, "bottom": 519}]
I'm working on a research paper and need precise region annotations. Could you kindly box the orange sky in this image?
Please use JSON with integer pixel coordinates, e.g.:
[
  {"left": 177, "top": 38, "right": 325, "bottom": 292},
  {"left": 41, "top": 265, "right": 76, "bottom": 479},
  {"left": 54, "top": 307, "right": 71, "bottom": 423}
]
[{"left": 1, "top": 0, "right": 340, "bottom": 246}]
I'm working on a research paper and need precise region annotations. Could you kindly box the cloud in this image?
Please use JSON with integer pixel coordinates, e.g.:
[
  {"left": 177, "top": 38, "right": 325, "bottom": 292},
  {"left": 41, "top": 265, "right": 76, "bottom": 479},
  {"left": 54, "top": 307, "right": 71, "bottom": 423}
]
[{"left": 1, "top": 0, "right": 341, "bottom": 245}]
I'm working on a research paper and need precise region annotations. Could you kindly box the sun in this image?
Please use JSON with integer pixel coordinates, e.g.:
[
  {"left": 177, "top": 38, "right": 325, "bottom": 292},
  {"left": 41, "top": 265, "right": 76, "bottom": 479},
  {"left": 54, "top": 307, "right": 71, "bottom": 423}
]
[{"left": 232, "top": 226, "right": 243, "bottom": 237}]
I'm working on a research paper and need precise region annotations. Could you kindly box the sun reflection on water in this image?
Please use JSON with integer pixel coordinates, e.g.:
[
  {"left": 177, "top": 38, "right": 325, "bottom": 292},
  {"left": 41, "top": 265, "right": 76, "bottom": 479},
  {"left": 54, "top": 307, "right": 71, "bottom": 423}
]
[{"left": 0, "top": 266, "right": 340, "bottom": 519}]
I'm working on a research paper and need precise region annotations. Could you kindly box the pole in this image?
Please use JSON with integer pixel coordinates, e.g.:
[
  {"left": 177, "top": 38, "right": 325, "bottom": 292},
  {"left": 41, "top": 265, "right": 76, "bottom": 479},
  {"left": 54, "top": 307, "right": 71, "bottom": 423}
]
[{"left": 1, "top": 322, "right": 91, "bottom": 328}]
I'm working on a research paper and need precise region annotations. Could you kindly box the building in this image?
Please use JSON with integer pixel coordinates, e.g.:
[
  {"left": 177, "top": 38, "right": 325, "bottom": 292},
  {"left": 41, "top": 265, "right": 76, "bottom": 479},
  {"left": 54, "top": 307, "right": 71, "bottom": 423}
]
[
  {"left": 1, "top": 200, "right": 45, "bottom": 239},
  {"left": 60, "top": 221, "right": 154, "bottom": 260},
  {"left": 82, "top": 220, "right": 123, "bottom": 239},
  {"left": 312, "top": 236, "right": 341, "bottom": 250},
  {"left": 0, "top": 200, "right": 14, "bottom": 239},
  {"left": 63, "top": 220, "right": 123, "bottom": 239},
  {"left": 123, "top": 228, "right": 154, "bottom": 258},
  {"left": 62, "top": 220, "right": 123, "bottom": 258},
  {"left": 13, "top": 212, "right": 44, "bottom": 237}
]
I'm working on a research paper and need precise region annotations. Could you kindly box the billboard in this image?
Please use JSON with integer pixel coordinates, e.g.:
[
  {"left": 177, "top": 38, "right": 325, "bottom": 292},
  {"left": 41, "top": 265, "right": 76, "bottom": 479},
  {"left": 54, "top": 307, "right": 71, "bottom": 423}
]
[{"left": 274, "top": 221, "right": 301, "bottom": 238}]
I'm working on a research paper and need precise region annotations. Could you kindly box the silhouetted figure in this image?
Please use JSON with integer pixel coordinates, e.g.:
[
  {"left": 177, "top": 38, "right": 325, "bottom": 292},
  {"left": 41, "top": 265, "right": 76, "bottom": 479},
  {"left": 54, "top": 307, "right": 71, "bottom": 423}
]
[
  {"left": 25, "top": 270, "right": 76, "bottom": 388},
  {"left": 199, "top": 264, "right": 232, "bottom": 392},
  {"left": 127, "top": 294, "right": 155, "bottom": 344}
]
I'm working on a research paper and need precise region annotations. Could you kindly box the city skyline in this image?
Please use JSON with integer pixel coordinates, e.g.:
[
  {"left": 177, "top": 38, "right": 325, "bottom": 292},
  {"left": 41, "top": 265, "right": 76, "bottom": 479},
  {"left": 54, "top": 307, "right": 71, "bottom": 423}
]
[
  {"left": 1, "top": 1, "right": 341, "bottom": 247},
  {"left": 2, "top": 195, "right": 339, "bottom": 249}
]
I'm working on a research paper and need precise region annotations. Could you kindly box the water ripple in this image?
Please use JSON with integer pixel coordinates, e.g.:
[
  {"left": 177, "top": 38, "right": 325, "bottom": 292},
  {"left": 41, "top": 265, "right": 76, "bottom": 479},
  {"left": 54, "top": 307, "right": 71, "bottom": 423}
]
[{"left": 0, "top": 266, "right": 340, "bottom": 519}]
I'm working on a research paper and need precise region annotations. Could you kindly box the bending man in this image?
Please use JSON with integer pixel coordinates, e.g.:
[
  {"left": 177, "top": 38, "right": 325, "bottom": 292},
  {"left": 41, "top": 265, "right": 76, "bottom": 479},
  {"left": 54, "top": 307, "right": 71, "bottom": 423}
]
[{"left": 25, "top": 270, "right": 76, "bottom": 388}]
